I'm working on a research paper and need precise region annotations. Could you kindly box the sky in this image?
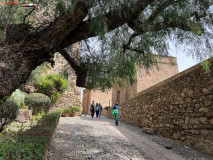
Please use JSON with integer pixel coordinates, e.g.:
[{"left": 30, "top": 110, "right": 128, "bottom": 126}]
[{"left": 168, "top": 43, "right": 198, "bottom": 72}]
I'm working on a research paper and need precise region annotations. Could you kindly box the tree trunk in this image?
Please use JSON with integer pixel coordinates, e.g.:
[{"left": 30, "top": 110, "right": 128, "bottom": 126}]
[{"left": 0, "top": 43, "right": 52, "bottom": 99}]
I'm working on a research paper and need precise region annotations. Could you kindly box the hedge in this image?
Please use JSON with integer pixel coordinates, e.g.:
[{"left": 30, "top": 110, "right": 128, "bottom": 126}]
[
  {"left": 0, "top": 108, "right": 63, "bottom": 160},
  {"left": 24, "top": 93, "right": 51, "bottom": 115},
  {"left": 0, "top": 100, "right": 19, "bottom": 133}
]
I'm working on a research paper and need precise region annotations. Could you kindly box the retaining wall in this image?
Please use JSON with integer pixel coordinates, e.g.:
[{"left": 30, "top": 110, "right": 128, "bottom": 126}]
[{"left": 107, "top": 59, "right": 213, "bottom": 155}]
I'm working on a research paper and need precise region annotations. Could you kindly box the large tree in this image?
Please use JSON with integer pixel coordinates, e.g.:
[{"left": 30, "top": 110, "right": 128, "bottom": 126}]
[{"left": 0, "top": 0, "right": 212, "bottom": 98}]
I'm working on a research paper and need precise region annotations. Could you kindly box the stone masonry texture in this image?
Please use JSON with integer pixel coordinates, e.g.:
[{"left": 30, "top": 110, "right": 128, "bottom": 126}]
[
  {"left": 48, "top": 43, "right": 82, "bottom": 110},
  {"left": 111, "top": 56, "right": 179, "bottom": 105},
  {"left": 83, "top": 56, "right": 178, "bottom": 116},
  {"left": 107, "top": 59, "right": 213, "bottom": 156},
  {"left": 82, "top": 89, "right": 112, "bottom": 116}
]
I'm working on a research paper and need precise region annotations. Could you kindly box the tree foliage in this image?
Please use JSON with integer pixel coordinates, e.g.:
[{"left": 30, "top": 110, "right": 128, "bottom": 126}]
[
  {"left": 24, "top": 93, "right": 50, "bottom": 115},
  {"left": 35, "top": 74, "right": 68, "bottom": 103},
  {"left": 0, "top": 0, "right": 213, "bottom": 93},
  {"left": 0, "top": 99, "right": 19, "bottom": 132}
]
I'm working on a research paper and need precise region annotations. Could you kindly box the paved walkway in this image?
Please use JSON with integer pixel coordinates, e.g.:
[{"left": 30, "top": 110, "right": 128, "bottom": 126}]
[{"left": 47, "top": 116, "right": 189, "bottom": 160}]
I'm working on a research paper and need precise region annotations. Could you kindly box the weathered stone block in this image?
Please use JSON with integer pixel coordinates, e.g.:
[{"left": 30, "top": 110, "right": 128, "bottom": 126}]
[
  {"left": 199, "top": 108, "right": 209, "bottom": 112},
  {"left": 16, "top": 109, "right": 31, "bottom": 123},
  {"left": 142, "top": 128, "right": 155, "bottom": 134},
  {"left": 201, "top": 130, "right": 209, "bottom": 136},
  {"left": 179, "top": 119, "right": 184, "bottom": 124},
  {"left": 185, "top": 116, "right": 190, "bottom": 124},
  {"left": 199, "top": 117, "right": 207, "bottom": 124},
  {"left": 189, "top": 118, "right": 200, "bottom": 125},
  {"left": 195, "top": 104, "right": 200, "bottom": 108},
  {"left": 210, "top": 118, "right": 213, "bottom": 125},
  {"left": 204, "top": 100, "right": 211, "bottom": 106},
  {"left": 173, "top": 132, "right": 180, "bottom": 139},
  {"left": 202, "top": 88, "right": 208, "bottom": 93},
  {"left": 185, "top": 97, "right": 192, "bottom": 102},
  {"left": 195, "top": 113, "right": 204, "bottom": 117}
]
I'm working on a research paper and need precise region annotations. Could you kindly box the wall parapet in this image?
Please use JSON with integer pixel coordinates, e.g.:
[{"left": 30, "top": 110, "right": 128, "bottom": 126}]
[
  {"left": 107, "top": 59, "right": 213, "bottom": 155},
  {"left": 135, "top": 61, "right": 208, "bottom": 101}
]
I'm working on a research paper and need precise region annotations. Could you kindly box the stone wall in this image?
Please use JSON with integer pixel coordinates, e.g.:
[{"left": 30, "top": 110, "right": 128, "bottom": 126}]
[
  {"left": 107, "top": 59, "right": 213, "bottom": 155},
  {"left": 137, "top": 56, "right": 179, "bottom": 92},
  {"left": 111, "top": 80, "right": 137, "bottom": 106},
  {"left": 83, "top": 56, "right": 178, "bottom": 115},
  {"left": 82, "top": 89, "right": 111, "bottom": 116},
  {"left": 48, "top": 43, "right": 82, "bottom": 110},
  {"left": 112, "top": 56, "right": 179, "bottom": 105}
]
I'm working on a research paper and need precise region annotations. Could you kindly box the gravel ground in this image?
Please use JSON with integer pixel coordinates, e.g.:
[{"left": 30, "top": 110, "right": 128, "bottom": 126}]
[
  {"left": 47, "top": 116, "right": 213, "bottom": 160},
  {"left": 120, "top": 121, "right": 213, "bottom": 160}
]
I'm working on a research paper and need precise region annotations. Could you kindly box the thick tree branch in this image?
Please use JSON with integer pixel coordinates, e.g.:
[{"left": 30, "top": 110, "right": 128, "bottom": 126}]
[
  {"left": 59, "top": 49, "right": 87, "bottom": 88},
  {"left": 123, "top": 33, "right": 139, "bottom": 52},
  {"left": 0, "top": 43, "right": 51, "bottom": 99},
  {"left": 59, "top": 49, "right": 80, "bottom": 71},
  {"left": 125, "top": 46, "right": 145, "bottom": 56},
  {"left": 60, "top": 0, "right": 154, "bottom": 48},
  {"left": 41, "top": 0, "right": 95, "bottom": 51}
]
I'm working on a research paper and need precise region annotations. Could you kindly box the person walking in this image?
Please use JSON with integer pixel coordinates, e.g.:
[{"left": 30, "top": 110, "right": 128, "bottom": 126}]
[
  {"left": 112, "top": 102, "right": 119, "bottom": 126},
  {"left": 95, "top": 103, "right": 99, "bottom": 118},
  {"left": 90, "top": 101, "right": 95, "bottom": 118},
  {"left": 98, "top": 103, "right": 102, "bottom": 118}
]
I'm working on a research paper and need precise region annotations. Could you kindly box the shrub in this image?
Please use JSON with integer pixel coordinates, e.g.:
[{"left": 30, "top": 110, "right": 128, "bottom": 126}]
[
  {"left": 9, "top": 89, "right": 28, "bottom": 107},
  {"left": 0, "top": 108, "right": 63, "bottom": 159},
  {"left": 35, "top": 74, "right": 68, "bottom": 103},
  {"left": 24, "top": 93, "right": 51, "bottom": 115},
  {"left": 19, "top": 104, "right": 29, "bottom": 109},
  {"left": 104, "top": 106, "right": 110, "bottom": 111},
  {"left": 63, "top": 108, "right": 72, "bottom": 114},
  {"left": 71, "top": 106, "right": 80, "bottom": 113},
  {"left": 0, "top": 100, "right": 19, "bottom": 132},
  {"left": 0, "top": 136, "right": 47, "bottom": 160}
]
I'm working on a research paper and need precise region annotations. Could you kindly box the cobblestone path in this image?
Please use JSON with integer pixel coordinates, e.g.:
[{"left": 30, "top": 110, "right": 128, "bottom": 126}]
[{"left": 47, "top": 116, "right": 190, "bottom": 160}]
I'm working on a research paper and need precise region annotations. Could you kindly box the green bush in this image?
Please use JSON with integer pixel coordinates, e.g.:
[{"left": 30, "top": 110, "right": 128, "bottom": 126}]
[
  {"left": 0, "top": 136, "right": 47, "bottom": 160},
  {"left": 0, "top": 100, "right": 19, "bottom": 132},
  {"left": 24, "top": 93, "right": 50, "bottom": 115},
  {"left": 71, "top": 106, "right": 80, "bottom": 113},
  {"left": 104, "top": 106, "right": 110, "bottom": 111},
  {"left": 0, "top": 108, "right": 63, "bottom": 160},
  {"left": 35, "top": 74, "right": 68, "bottom": 103},
  {"left": 63, "top": 108, "right": 72, "bottom": 114},
  {"left": 9, "top": 89, "right": 28, "bottom": 107}
]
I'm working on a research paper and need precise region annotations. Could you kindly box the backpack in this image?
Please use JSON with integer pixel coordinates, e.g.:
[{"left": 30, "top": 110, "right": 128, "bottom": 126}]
[{"left": 112, "top": 109, "right": 118, "bottom": 117}]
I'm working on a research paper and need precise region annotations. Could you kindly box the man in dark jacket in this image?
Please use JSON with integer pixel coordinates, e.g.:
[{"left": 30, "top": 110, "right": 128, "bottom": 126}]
[{"left": 90, "top": 101, "right": 95, "bottom": 118}]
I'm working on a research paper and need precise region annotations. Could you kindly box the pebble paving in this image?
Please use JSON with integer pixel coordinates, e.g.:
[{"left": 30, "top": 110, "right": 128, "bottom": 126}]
[{"left": 47, "top": 116, "right": 213, "bottom": 160}]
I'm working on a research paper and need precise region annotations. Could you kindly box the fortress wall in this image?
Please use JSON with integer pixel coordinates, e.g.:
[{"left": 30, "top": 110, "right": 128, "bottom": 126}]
[{"left": 107, "top": 59, "right": 213, "bottom": 155}]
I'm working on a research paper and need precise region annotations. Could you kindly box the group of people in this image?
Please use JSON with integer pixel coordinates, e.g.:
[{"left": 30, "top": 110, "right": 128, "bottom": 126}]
[
  {"left": 90, "top": 101, "right": 103, "bottom": 118},
  {"left": 90, "top": 101, "right": 119, "bottom": 126}
]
